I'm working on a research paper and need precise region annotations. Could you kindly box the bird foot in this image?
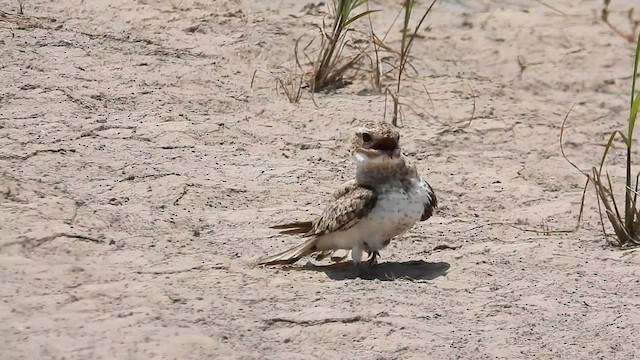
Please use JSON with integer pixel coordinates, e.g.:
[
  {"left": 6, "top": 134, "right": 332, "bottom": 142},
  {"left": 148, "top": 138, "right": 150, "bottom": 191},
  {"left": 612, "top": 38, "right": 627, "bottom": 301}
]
[
  {"left": 355, "top": 251, "right": 380, "bottom": 279},
  {"left": 366, "top": 251, "right": 380, "bottom": 267}
]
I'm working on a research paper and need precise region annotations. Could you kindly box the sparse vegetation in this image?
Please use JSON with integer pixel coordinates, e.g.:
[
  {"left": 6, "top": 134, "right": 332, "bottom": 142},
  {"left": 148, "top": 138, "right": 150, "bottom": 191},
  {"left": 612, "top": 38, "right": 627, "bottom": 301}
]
[
  {"left": 601, "top": 0, "right": 639, "bottom": 43},
  {"left": 276, "top": 62, "right": 305, "bottom": 104},
  {"left": 562, "top": 32, "right": 640, "bottom": 248},
  {"left": 271, "top": 0, "right": 438, "bottom": 126},
  {"left": 252, "top": 0, "right": 376, "bottom": 103},
  {"left": 16, "top": 0, "right": 25, "bottom": 15},
  {"left": 388, "top": 0, "right": 437, "bottom": 126},
  {"left": 251, "top": 65, "right": 305, "bottom": 104},
  {"left": 308, "top": 0, "right": 378, "bottom": 92}
]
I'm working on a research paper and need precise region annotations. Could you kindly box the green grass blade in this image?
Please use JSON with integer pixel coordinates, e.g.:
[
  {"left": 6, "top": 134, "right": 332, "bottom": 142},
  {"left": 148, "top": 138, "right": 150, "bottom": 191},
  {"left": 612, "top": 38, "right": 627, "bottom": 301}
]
[
  {"left": 629, "top": 32, "right": 640, "bottom": 142},
  {"left": 353, "top": 0, "right": 369, "bottom": 9},
  {"left": 396, "top": 0, "right": 437, "bottom": 93},
  {"left": 625, "top": 32, "right": 640, "bottom": 241},
  {"left": 629, "top": 93, "right": 640, "bottom": 140},
  {"left": 606, "top": 171, "right": 624, "bottom": 226},
  {"left": 344, "top": 9, "right": 381, "bottom": 27},
  {"left": 598, "top": 130, "right": 627, "bottom": 173}
]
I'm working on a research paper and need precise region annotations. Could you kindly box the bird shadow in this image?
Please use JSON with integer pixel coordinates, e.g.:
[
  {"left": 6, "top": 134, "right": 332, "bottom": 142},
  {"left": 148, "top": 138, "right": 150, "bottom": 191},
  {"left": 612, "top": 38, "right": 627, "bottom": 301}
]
[{"left": 287, "top": 260, "right": 450, "bottom": 281}]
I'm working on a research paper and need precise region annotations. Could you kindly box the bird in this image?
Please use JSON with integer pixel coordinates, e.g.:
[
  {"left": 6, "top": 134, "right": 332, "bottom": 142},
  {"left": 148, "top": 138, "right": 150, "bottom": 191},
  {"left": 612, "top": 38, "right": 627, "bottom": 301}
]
[{"left": 255, "top": 121, "right": 437, "bottom": 274}]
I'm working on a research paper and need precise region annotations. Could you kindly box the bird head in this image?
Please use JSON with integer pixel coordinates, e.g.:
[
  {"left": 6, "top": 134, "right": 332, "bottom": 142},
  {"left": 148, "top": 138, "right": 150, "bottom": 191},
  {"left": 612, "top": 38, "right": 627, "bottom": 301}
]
[{"left": 350, "top": 121, "right": 402, "bottom": 162}]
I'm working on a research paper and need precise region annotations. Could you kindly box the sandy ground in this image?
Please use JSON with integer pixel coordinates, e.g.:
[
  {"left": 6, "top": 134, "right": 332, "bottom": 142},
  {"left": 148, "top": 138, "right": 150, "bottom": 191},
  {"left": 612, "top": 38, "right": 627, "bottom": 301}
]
[{"left": 2, "top": 0, "right": 640, "bottom": 358}]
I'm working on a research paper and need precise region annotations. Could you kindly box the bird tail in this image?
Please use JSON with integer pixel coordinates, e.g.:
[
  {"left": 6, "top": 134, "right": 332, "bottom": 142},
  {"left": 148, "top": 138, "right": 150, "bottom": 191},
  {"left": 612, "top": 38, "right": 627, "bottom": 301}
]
[
  {"left": 254, "top": 238, "right": 317, "bottom": 266},
  {"left": 269, "top": 221, "right": 313, "bottom": 235}
]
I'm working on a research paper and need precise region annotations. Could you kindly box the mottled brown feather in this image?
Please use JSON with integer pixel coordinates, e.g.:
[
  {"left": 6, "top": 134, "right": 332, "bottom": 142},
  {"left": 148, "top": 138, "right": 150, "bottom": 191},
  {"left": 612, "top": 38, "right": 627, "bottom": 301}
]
[
  {"left": 271, "top": 182, "right": 377, "bottom": 237},
  {"left": 421, "top": 186, "right": 437, "bottom": 221},
  {"left": 258, "top": 186, "right": 377, "bottom": 266},
  {"left": 332, "top": 179, "right": 357, "bottom": 199},
  {"left": 270, "top": 221, "right": 313, "bottom": 235},
  {"left": 310, "top": 186, "right": 377, "bottom": 235}
]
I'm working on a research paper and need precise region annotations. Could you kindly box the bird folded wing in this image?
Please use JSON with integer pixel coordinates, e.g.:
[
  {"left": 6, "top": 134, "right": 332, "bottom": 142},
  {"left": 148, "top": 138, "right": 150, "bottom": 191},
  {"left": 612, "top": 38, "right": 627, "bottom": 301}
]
[
  {"left": 332, "top": 179, "right": 357, "bottom": 199},
  {"left": 311, "top": 185, "right": 377, "bottom": 235},
  {"left": 420, "top": 178, "right": 438, "bottom": 221}
]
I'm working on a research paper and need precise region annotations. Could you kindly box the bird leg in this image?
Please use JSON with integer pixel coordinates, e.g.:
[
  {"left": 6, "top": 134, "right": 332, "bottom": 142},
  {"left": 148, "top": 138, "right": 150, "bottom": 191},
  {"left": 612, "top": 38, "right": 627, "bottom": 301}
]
[
  {"left": 366, "top": 251, "right": 379, "bottom": 267},
  {"left": 351, "top": 245, "right": 374, "bottom": 279}
]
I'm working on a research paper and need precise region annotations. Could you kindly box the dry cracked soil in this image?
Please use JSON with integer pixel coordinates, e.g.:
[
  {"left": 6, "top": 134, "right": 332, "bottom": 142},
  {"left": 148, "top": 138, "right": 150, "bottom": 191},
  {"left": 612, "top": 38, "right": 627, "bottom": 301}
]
[{"left": 2, "top": 0, "right": 640, "bottom": 359}]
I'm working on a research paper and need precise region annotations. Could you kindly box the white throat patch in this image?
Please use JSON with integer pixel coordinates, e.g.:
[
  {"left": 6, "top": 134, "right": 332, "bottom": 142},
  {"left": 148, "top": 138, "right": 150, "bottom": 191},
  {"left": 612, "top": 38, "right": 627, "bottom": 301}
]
[{"left": 354, "top": 151, "right": 370, "bottom": 163}]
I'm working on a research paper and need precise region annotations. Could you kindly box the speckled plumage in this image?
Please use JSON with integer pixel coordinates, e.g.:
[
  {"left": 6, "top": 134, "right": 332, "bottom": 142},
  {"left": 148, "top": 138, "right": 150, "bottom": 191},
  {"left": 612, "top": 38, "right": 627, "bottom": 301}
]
[
  {"left": 255, "top": 122, "right": 437, "bottom": 267},
  {"left": 312, "top": 186, "right": 377, "bottom": 235}
]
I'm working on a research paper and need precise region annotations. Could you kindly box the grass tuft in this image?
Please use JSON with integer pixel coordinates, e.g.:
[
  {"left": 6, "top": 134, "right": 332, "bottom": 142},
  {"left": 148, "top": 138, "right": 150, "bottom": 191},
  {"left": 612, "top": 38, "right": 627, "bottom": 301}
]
[
  {"left": 309, "top": 0, "right": 379, "bottom": 92},
  {"left": 268, "top": 0, "right": 440, "bottom": 121},
  {"left": 562, "top": 32, "right": 640, "bottom": 248}
]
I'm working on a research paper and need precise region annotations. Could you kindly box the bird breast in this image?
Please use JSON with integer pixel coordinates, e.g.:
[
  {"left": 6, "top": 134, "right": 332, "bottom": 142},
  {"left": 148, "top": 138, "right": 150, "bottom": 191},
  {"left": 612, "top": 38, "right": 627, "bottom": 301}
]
[{"left": 373, "top": 186, "right": 425, "bottom": 236}]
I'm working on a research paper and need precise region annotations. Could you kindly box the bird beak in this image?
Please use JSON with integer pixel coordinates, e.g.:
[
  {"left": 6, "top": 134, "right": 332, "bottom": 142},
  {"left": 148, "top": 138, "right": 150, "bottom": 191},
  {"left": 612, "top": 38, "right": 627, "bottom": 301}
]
[{"left": 370, "top": 137, "right": 399, "bottom": 158}]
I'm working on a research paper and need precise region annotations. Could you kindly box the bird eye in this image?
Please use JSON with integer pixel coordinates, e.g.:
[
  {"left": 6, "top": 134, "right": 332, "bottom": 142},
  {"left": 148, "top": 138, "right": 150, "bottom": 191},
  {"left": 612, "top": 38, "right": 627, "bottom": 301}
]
[{"left": 361, "top": 132, "right": 372, "bottom": 142}]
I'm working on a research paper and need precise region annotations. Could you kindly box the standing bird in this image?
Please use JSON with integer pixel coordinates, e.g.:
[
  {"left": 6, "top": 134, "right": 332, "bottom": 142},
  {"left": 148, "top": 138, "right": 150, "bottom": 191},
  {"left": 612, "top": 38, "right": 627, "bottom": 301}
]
[{"left": 255, "top": 122, "right": 437, "bottom": 273}]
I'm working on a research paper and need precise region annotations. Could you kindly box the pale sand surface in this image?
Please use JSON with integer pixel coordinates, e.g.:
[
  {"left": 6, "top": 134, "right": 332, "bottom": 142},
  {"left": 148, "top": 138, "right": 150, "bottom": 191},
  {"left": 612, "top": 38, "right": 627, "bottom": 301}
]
[{"left": 2, "top": 0, "right": 640, "bottom": 359}]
